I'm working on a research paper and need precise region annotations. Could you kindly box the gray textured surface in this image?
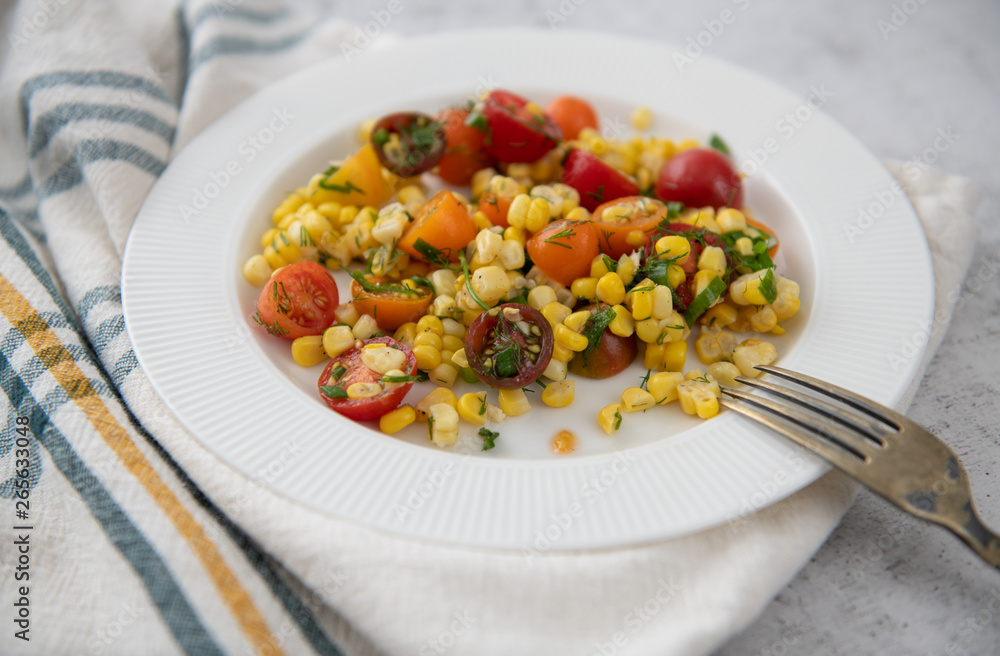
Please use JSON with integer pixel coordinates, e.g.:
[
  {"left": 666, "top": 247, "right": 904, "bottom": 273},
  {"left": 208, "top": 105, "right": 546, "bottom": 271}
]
[{"left": 320, "top": 0, "right": 1000, "bottom": 653}]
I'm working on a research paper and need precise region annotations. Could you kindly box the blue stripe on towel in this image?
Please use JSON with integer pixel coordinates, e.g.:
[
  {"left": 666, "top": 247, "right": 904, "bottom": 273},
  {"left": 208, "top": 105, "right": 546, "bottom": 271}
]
[
  {"left": 29, "top": 103, "right": 176, "bottom": 157},
  {"left": 38, "top": 139, "right": 166, "bottom": 198}
]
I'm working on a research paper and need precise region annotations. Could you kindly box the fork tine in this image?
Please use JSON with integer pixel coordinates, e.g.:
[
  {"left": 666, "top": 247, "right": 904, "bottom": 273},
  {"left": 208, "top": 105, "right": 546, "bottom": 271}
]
[
  {"left": 722, "top": 387, "right": 878, "bottom": 464},
  {"left": 719, "top": 397, "right": 870, "bottom": 479},
  {"left": 755, "top": 365, "right": 907, "bottom": 429},
  {"left": 734, "top": 375, "right": 892, "bottom": 446}
]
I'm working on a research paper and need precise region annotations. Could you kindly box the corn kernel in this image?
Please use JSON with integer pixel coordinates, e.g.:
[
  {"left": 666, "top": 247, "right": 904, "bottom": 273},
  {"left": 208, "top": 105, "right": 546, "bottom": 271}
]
[
  {"left": 555, "top": 324, "right": 588, "bottom": 351},
  {"left": 563, "top": 310, "right": 591, "bottom": 334},
  {"left": 413, "top": 344, "right": 442, "bottom": 370},
  {"left": 698, "top": 246, "right": 727, "bottom": 278},
  {"left": 528, "top": 285, "right": 558, "bottom": 310},
  {"left": 620, "top": 386, "right": 656, "bottom": 412},
  {"left": 242, "top": 255, "right": 272, "bottom": 287},
  {"left": 644, "top": 343, "right": 667, "bottom": 370},
  {"left": 458, "top": 392, "right": 489, "bottom": 426},
  {"left": 772, "top": 292, "right": 800, "bottom": 321},
  {"left": 503, "top": 225, "right": 526, "bottom": 245},
  {"left": 352, "top": 314, "right": 380, "bottom": 340},
  {"left": 323, "top": 325, "right": 356, "bottom": 358},
  {"left": 635, "top": 318, "right": 660, "bottom": 344},
  {"left": 608, "top": 304, "right": 635, "bottom": 337},
  {"left": 729, "top": 270, "right": 770, "bottom": 306},
  {"left": 472, "top": 265, "right": 512, "bottom": 306},
  {"left": 570, "top": 277, "right": 598, "bottom": 301},
  {"left": 590, "top": 254, "right": 612, "bottom": 278},
  {"left": 291, "top": 335, "right": 327, "bottom": 367},
  {"left": 717, "top": 208, "right": 747, "bottom": 233},
  {"left": 525, "top": 197, "right": 551, "bottom": 233},
  {"left": 667, "top": 263, "right": 687, "bottom": 289},
  {"left": 379, "top": 405, "right": 416, "bottom": 434},
  {"left": 392, "top": 322, "right": 417, "bottom": 348},
  {"left": 498, "top": 388, "right": 531, "bottom": 417},
  {"left": 347, "top": 382, "right": 382, "bottom": 399},
  {"left": 655, "top": 235, "right": 690, "bottom": 261},
  {"left": 397, "top": 185, "right": 425, "bottom": 206},
  {"left": 750, "top": 306, "right": 778, "bottom": 333},
  {"left": 701, "top": 303, "right": 739, "bottom": 328},
  {"left": 497, "top": 240, "right": 525, "bottom": 269},
  {"left": 648, "top": 371, "right": 684, "bottom": 404},
  {"left": 676, "top": 380, "right": 719, "bottom": 418},
  {"left": 361, "top": 343, "right": 408, "bottom": 374},
  {"left": 541, "top": 301, "right": 573, "bottom": 327},
  {"left": 506, "top": 194, "right": 531, "bottom": 230},
  {"left": 450, "top": 347, "right": 469, "bottom": 369},
  {"left": 631, "top": 105, "right": 653, "bottom": 131},
  {"left": 542, "top": 357, "right": 568, "bottom": 382},
  {"left": 551, "top": 342, "right": 573, "bottom": 363},
  {"left": 598, "top": 403, "right": 624, "bottom": 436},
  {"left": 428, "top": 363, "right": 458, "bottom": 387},
  {"left": 616, "top": 253, "right": 638, "bottom": 286},
  {"left": 663, "top": 340, "right": 687, "bottom": 371},
  {"left": 651, "top": 285, "right": 673, "bottom": 320},
  {"left": 413, "top": 331, "right": 443, "bottom": 351},
  {"left": 596, "top": 272, "right": 626, "bottom": 305},
  {"left": 732, "top": 338, "right": 778, "bottom": 378},
  {"left": 564, "top": 206, "right": 591, "bottom": 223},
  {"left": 415, "top": 387, "right": 458, "bottom": 422},
  {"left": 428, "top": 403, "right": 460, "bottom": 447},
  {"left": 541, "top": 380, "right": 574, "bottom": 407},
  {"left": 707, "top": 361, "right": 742, "bottom": 387}
]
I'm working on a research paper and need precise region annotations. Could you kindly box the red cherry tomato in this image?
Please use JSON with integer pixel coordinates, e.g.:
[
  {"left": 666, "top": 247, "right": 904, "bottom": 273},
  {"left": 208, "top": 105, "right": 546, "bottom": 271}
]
[
  {"left": 317, "top": 336, "right": 418, "bottom": 421},
  {"left": 255, "top": 261, "right": 339, "bottom": 340},
  {"left": 480, "top": 90, "right": 562, "bottom": 163},
  {"left": 560, "top": 148, "right": 640, "bottom": 212},
  {"left": 545, "top": 95, "right": 599, "bottom": 140},
  {"left": 654, "top": 148, "right": 744, "bottom": 210},
  {"left": 465, "top": 303, "right": 554, "bottom": 388},
  {"left": 435, "top": 107, "right": 495, "bottom": 186},
  {"left": 370, "top": 112, "right": 446, "bottom": 177},
  {"left": 567, "top": 304, "right": 638, "bottom": 379}
]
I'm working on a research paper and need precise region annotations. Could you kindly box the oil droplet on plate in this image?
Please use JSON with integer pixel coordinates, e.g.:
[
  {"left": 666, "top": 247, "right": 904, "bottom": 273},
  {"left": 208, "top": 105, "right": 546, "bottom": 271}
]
[{"left": 551, "top": 429, "right": 575, "bottom": 455}]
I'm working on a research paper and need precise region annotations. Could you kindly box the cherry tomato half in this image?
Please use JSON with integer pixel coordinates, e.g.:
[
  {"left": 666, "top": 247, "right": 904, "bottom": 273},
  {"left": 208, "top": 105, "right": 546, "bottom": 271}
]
[
  {"left": 465, "top": 303, "right": 554, "bottom": 388},
  {"left": 435, "top": 107, "right": 495, "bottom": 186},
  {"left": 317, "top": 336, "right": 418, "bottom": 421},
  {"left": 654, "top": 148, "right": 744, "bottom": 210},
  {"left": 591, "top": 196, "right": 670, "bottom": 259},
  {"left": 560, "top": 148, "right": 640, "bottom": 212},
  {"left": 350, "top": 275, "right": 433, "bottom": 331},
  {"left": 255, "top": 261, "right": 339, "bottom": 339},
  {"left": 567, "top": 304, "right": 638, "bottom": 379},
  {"left": 481, "top": 90, "right": 562, "bottom": 163},
  {"left": 370, "top": 112, "right": 446, "bottom": 177},
  {"left": 398, "top": 189, "right": 478, "bottom": 262},
  {"left": 545, "top": 95, "right": 599, "bottom": 140},
  {"left": 526, "top": 219, "right": 601, "bottom": 287}
]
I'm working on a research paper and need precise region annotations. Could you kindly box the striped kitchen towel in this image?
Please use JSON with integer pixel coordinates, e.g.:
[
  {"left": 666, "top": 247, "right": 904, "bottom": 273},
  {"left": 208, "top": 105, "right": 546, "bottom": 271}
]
[{"left": 0, "top": 1, "right": 981, "bottom": 655}]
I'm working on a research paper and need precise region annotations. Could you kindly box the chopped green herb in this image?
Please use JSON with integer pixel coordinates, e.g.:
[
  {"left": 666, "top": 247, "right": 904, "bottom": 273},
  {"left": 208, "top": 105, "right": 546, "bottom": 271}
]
[
  {"left": 709, "top": 133, "right": 731, "bottom": 156},
  {"left": 613, "top": 408, "right": 623, "bottom": 430},
  {"left": 413, "top": 238, "right": 456, "bottom": 270},
  {"left": 478, "top": 394, "right": 488, "bottom": 415},
  {"left": 381, "top": 374, "right": 421, "bottom": 383},
  {"left": 759, "top": 268, "right": 778, "bottom": 304},
  {"left": 580, "top": 306, "right": 617, "bottom": 364},
  {"left": 318, "top": 178, "right": 365, "bottom": 194},
  {"left": 319, "top": 385, "right": 348, "bottom": 399},
  {"left": 372, "top": 128, "right": 390, "bottom": 146},
  {"left": 349, "top": 270, "right": 422, "bottom": 296},
  {"left": 459, "top": 252, "right": 490, "bottom": 311},
  {"left": 465, "top": 109, "right": 489, "bottom": 132},
  {"left": 544, "top": 227, "right": 576, "bottom": 249},
  {"left": 683, "top": 276, "right": 728, "bottom": 327},
  {"left": 602, "top": 254, "right": 618, "bottom": 273},
  {"left": 479, "top": 427, "right": 499, "bottom": 451}
]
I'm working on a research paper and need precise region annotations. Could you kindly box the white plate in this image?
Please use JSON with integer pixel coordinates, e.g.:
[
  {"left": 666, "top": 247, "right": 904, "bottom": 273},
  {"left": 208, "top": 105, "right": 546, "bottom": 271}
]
[{"left": 122, "top": 29, "right": 933, "bottom": 550}]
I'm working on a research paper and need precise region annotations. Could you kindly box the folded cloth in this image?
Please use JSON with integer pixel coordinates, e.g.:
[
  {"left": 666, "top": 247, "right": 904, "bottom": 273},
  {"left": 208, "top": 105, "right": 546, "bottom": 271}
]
[{"left": 0, "top": 1, "right": 980, "bottom": 655}]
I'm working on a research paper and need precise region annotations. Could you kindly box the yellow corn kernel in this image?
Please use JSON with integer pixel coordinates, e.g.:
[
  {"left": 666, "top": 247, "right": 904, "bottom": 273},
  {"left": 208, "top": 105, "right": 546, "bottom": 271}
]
[
  {"left": 590, "top": 254, "right": 612, "bottom": 278},
  {"left": 667, "top": 263, "right": 687, "bottom": 289},
  {"left": 316, "top": 202, "right": 343, "bottom": 220},
  {"left": 352, "top": 314, "right": 379, "bottom": 340},
  {"left": 428, "top": 363, "right": 458, "bottom": 387},
  {"left": 635, "top": 318, "right": 660, "bottom": 344},
  {"left": 338, "top": 205, "right": 359, "bottom": 226},
  {"left": 563, "top": 310, "right": 591, "bottom": 334},
  {"left": 541, "top": 379, "right": 574, "bottom": 407},
  {"left": 506, "top": 193, "right": 531, "bottom": 230},
  {"left": 598, "top": 403, "right": 624, "bottom": 436},
  {"left": 729, "top": 270, "right": 770, "bottom": 306},
  {"left": 541, "top": 301, "right": 573, "bottom": 327},
  {"left": 527, "top": 285, "right": 558, "bottom": 310},
  {"left": 655, "top": 235, "right": 691, "bottom": 261},
  {"left": 608, "top": 305, "right": 635, "bottom": 337},
  {"left": 631, "top": 105, "right": 653, "bottom": 131},
  {"left": 441, "top": 318, "right": 465, "bottom": 338},
  {"left": 571, "top": 277, "right": 598, "bottom": 301},
  {"left": 497, "top": 388, "right": 531, "bottom": 417},
  {"left": 616, "top": 253, "right": 638, "bottom": 286},
  {"left": 596, "top": 272, "right": 626, "bottom": 305},
  {"left": 242, "top": 255, "right": 272, "bottom": 287},
  {"left": 503, "top": 225, "right": 526, "bottom": 246},
  {"left": 716, "top": 208, "right": 747, "bottom": 233},
  {"left": 698, "top": 246, "right": 727, "bottom": 278},
  {"left": 449, "top": 347, "right": 469, "bottom": 369},
  {"left": 262, "top": 244, "right": 288, "bottom": 270},
  {"left": 361, "top": 343, "right": 408, "bottom": 374},
  {"left": 620, "top": 386, "right": 656, "bottom": 412},
  {"left": 260, "top": 227, "right": 280, "bottom": 248},
  {"left": 497, "top": 239, "right": 525, "bottom": 270},
  {"left": 750, "top": 306, "right": 778, "bottom": 333},
  {"left": 413, "top": 344, "right": 442, "bottom": 370},
  {"left": 413, "top": 331, "right": 444, "bottom": 351},
  {"left": 458, "top": 392, "right": 488, "bottom": 426},
  {"left": 691, "top": 270, "right": 719, "bottom": 298},
  {"left": 415, "top": 387, "right": 458, "bottom": 422},
  {"left": 734, "top": 237, "right": 755, "bottom": 256},
  {"left": 439, "top": 334, "right": 463, "bottom": 353},
  {"left": 323, "top": 325, "right": 356, "bottom": 358},
  {"left": 648, "top": 371, "right": 684, "bottom": 404},
  {"left": 379, "top": 405, "right": 416, "bottom": 434},
  {"left": 695, "top": 333, "right": 724, "bottom": 365},
  {"left": 707, "top": 362, "right": 742, "bottom": 387},
  {"left": 663, "top": 340, "right": 687, "bottom": 371},
  {"left": 776, "top": 275, "right": 800, "bottom": 297},
  {"left": 272, "top": 192, "right": 306, "bottom": 226},
  {"left": 290, "top": 336, "right": 327, "bottom": 367},
  {"left": 676, "top": 380, "right": 720, "bottom": 418},
  {"left": 346, "top": 382, "right": 382, "bottom": 399},
  {"left": 771, "top": 325, "right": 787, "bottom": 336},
  {"left": 732, "top": 338, "right": 778, "bottom": 378},
  {"left": 414, "top": 314, "right": 443, "bottom": 336},
  {"left": 472, "top": 265, "right": 512, "bottom": 306},
  {"left": 428, "top": 402, "right": 460, "bottom": 447},
  {"left": 644, "top": 343, "right": 667, "bottom": 370},
  {"left": 475, "top": 228, "right": 503, "bottom": 263},
  {"left": 471, "top": 168, "right": 498, "bottom": 198},
  {"left": 392, "top": 322, "right": 417, "bottom": 348},
  {"left": 772, "top": 292, "right": 800, "bottom": 321},
  {"left": 564, "top": 206, "right": 591, "bottom": 223},
  {"left": 542, "top": 357, "right": 568, "bottom": 381},
  {"left": 525, "top": 197, "right": 551, "bottom": 233},
  {"left": 650, "top": 284, "right": 673, "bottom": 320},
  {"left": 701, "top": 302, "right": 739, "bottom": 328},
  {"left": 551, "top": 342, "right": 573, "bottom": 363},
  {"left": 397, "top": 184, "right": 425, "bottom": 206},
  {"left": 555, "top": 324, "right": 588, "bottom": 351}
]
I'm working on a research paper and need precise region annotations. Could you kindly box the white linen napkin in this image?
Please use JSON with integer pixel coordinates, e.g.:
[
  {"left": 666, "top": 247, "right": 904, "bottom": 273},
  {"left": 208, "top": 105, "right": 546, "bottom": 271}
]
[{"left": 0, "top": 0, "right": 980, "bottom": 654}]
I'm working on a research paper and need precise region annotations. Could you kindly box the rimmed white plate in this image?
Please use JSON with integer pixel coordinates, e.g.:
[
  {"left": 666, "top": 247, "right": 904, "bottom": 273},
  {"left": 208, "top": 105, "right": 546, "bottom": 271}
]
[{"left": 122, "top": 29, "right": 933, "bottom": 550}]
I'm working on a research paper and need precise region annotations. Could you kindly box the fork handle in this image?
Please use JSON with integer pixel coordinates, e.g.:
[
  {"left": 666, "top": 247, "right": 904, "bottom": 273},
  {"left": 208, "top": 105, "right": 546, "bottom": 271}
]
[{"left": 955, "top": 510, "right": 1000, "bottom": 569}]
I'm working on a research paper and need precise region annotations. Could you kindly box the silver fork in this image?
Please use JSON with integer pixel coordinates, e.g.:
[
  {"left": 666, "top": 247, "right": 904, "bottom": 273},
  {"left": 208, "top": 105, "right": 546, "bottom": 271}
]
[{"left": 719, "top": 365, "right": 1000, "bottom": 569}]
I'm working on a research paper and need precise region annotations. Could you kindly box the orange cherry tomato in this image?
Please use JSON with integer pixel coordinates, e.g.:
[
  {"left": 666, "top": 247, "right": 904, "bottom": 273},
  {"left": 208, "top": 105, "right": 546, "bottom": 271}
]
[
  {"left": 545, "top": 95, "right": 599, "bottom": 140},
  {"left": 477, "top": 178, "right": 521, "bottom": 228},
  {"left": 435, "top": 107, "right": 494, "bottom": 186},
  {"left": 350, "top": 276, "right": 434, "bottom": 331},
  {"left": 526, "top": 219, "right": 600, "bottom": 287},
  {"left": 745, "top": 215, "right": 780, "bottom": 258},
  {"left": 590, "top": 196, "right": 669, "bottom": 259},
  {"left": 398, "top": 189, "right": 478, "bottom": 262}
]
